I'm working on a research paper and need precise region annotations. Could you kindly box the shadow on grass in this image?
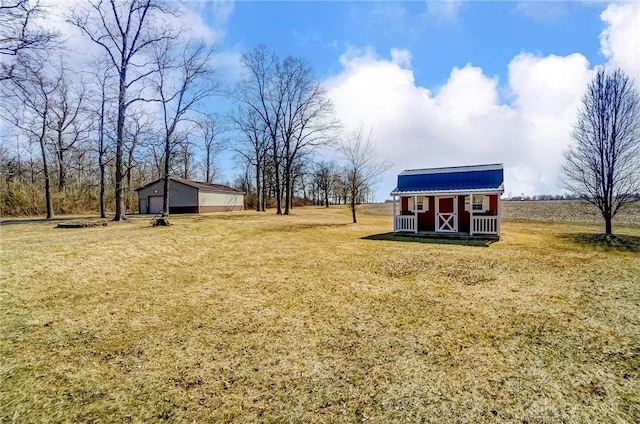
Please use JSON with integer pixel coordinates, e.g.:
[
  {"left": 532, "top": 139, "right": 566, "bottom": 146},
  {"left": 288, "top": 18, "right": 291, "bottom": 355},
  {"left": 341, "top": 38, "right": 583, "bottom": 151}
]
[
  {"left": 261, "top": 222, "right": 351, "bottom": 233},
  {"left": 0, "top": 216, "right": 101, "bottom": 226},
  {"left": 361, "top": 232, "right": 493, "bottom": 247},
  {"left": 558, "top": 233, "right": 640, "bottom": 252}
]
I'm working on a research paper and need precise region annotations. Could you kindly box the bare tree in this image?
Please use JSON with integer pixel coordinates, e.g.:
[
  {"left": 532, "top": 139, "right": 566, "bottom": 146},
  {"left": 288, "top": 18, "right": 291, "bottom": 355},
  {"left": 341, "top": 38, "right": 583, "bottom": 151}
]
[
  {"left": 196, "top": 113, "right": 223, "bottom": 183},
  {"left": 90, "top": 63, "right": 115, "bottom": 218},
  {"left": 68, "top": 0, "right": 177, "bottom": 221},
  {"left": 47, "top": 64, "right": 91, "bottom": 191},
  {"left": 276, "top": 56, "right": 338, "bottom": 214},
  {"left": 0, "top": 0, "right": 58, "bottom": 82},
  {"left": 236, "top": 46, "right": 337, "bottom": 214},
  {"left": 340, "top": 128, "right": 390, "bottom": 224},
  {"left": 563, "top": 68, "right": 640, "bottom": 236},
  {"left": 149, "top": 38, "right": 217, "bottom": 216},
  {"left": 123, "top": 108, "right": 153, "bottom": 212},
  {"left": 314, "top": 160, "right": 339, "bottom": 207},
  {"left": 238, "top": 46, "right": 285, "bottom": 214},
  {"left": 230, "top": 105, "right": 269, "bottom": 211},
  {"left": 172, "top": 132, "right": 194, "bottom": 180},
  {"left": 0, "top": 58, "right": 58, "bottom": 218}
]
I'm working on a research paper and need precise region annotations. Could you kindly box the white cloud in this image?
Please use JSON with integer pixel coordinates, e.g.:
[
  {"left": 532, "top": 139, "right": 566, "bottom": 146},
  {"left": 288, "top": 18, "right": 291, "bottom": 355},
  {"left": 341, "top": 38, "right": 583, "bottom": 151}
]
[
  {"left": 390, "top": 48, "right": 412, "bottom": 68},
  {"left": 325, "top": 49, "right": 593, "bottom": 200},
  {"left": 323, "top": 2, "right": 640, "bottom": 201},
  {"left": 515, "top": 1, "right": 569, "bottom": 22},
  {"left": 600, "top": 2, "right": 640, "bottom": 77},
  {"left": 426, "top": 0, "right": 462, "bottom": 23}
]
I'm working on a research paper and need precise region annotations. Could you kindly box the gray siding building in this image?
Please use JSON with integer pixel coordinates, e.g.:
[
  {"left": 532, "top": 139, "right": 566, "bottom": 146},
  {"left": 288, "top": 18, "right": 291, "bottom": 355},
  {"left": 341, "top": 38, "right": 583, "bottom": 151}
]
[{"left": 136, "top": 178, "right": 244, "bottom": 214}]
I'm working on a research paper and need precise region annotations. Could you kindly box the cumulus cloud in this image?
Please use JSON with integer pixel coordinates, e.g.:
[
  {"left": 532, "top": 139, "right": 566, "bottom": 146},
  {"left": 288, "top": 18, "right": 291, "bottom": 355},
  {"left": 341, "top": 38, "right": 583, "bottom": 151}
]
[
  {"left": 600, "top": 2, "right": 640, "bottom": 77},
  {"left": 325, "top": 48, "right": 593, "bottom": 199},
  {"left": 323, "top": 3, "right": 640, "bottom": 200}
]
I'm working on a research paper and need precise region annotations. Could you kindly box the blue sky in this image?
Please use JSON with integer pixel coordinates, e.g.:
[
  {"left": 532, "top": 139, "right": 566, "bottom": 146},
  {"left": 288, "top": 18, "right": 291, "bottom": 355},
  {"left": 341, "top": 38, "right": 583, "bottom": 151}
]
[
  {"left": 221, "top": 1, "right": 605, "bottom": 90},
  {"left": 46, "top": 1, "right": 640, "bottom": 200},
  {"left": 198, "top": 1, "right": 639, "bottom": 199}
]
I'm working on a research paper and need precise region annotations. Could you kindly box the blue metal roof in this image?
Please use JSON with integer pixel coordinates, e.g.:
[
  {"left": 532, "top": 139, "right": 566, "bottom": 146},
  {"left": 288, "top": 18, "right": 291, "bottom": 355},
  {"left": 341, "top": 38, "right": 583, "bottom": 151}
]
[{"left": 392, "top": 164, "right": 504, "bottom": 194}]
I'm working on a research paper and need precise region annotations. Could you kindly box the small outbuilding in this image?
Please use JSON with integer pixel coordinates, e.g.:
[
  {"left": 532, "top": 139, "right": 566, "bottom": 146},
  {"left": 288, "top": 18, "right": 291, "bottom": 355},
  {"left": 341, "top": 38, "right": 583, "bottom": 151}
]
[
  {"left": 136, "top": 177, "right": 244, "bottom": 214},
  {"left": 390, "top": 164, "right": 504, "bottom": 237}
]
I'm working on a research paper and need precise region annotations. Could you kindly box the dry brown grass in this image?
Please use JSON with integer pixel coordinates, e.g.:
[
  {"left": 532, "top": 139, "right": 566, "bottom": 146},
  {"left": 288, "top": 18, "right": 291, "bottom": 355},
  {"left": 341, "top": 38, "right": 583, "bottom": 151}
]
[{"left": 1, "top": 205, "right": 639, "bottom": 423}]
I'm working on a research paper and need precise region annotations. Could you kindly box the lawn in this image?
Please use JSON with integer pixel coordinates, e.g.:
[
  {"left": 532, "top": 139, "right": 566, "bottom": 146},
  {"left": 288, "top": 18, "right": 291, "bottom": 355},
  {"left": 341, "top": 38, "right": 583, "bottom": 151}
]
[{"left": 1, "top": 205, "right": 639, "bottom": 423}]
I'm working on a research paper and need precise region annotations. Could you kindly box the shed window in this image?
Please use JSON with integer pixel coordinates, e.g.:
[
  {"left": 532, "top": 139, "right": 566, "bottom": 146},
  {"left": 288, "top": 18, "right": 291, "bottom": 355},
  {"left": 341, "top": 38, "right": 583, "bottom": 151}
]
[
  {"left": 409, "top": 196, "right": 427, "bottom": 212},
  {"left": 473, "top": 196, "right": 484, "bottom": 211},
  {"left": 471, "top": 195, "right": 489, "bottom": 212}
]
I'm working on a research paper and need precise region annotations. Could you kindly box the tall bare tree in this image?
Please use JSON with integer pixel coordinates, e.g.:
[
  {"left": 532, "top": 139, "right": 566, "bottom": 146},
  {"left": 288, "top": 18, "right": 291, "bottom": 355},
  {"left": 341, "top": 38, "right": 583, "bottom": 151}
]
[
  {"left": 340, "top": 128, "right": 390, "bottom": 224},
  {"left": 236, "top": 46, "right": 337, "bottom": 214},
  {"left": 196, "top": 113, "right": 223, "bottom": 183},
  {"left": 0, "top": 58, "right": 59, "bottom": 218},
  {"left": 238, "top": 46, "right": 285, "bottom": 214},
  {"left": 123, "top": 108, "right": 153, "bottom": 212},
  {"left": 68, "top": 0, "right": 177, "bottom": 220},
  {"left": 563, "top": 68, "right": 640, "bottom": 236},
  {"left": 149, "top": 38, "right": 217, "bottom": 216},
  {"left": 47, "top": 64, "right": 91, "bottom": 191},
  {"left": 276, "top": 56, "right": 338, "bottom": 214},
  {"left": 230, "top": 105, "right": 269, "bottom": 211},
  {"left": 90, "top": 63, "right": 115, "bottom": 218}
]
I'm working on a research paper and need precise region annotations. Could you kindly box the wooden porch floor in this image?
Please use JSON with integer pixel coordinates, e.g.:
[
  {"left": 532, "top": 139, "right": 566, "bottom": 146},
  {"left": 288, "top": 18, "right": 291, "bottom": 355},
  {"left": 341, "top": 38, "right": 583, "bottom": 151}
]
[{"left": 392, "top": 231, "right": 500, "bottom": 241}]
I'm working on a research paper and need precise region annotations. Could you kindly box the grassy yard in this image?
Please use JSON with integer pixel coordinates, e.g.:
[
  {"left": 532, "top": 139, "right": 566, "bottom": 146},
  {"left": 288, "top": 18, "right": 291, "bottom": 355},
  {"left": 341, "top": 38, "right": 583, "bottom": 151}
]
[{"left": 1, "top": 205, "right": 639, "bottom": 423}]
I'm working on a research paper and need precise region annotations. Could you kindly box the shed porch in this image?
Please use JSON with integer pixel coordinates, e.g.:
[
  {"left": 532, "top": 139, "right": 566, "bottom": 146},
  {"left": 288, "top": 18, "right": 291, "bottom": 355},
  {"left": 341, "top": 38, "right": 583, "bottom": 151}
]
[{"left": 392, "top": 193, "right": 501, "bottom": 237}]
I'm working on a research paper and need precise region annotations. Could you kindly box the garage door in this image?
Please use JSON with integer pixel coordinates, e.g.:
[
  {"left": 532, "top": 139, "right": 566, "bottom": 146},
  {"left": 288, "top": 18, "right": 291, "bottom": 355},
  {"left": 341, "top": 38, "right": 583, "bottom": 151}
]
[{"left": 148, "top": 196, "right": 164, "bottom": 214}]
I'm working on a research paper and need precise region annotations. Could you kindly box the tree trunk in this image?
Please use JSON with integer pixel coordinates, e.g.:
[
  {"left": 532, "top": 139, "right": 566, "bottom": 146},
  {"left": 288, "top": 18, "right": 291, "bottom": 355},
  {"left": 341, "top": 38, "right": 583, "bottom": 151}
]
[
  {"left": 98, "top": 102, "right": 106, "bottom": 218},
  {"left": 125, "top": 164, "right": 131, "bottom": 212},
  {"left": 274, "top": 162, "right": 282, "bottom": 214},
  {"left": 99, "top": 157, "right": 106, "bottom": 218},
  {"left": 605, "top": 217, "right": 612, "bottom": 235},
  {"left": 351, "top": 199, "right": 357, "bottom": 224},
  {"left": 261, "top": 164, "right": 267, "bottom": 212},
  {"left": 39, "top": 130, "right": 53, "bottom": 219},
  {"left": 206, "top": 147, "right": 211, "bottom": 183},
  {"left": 56, "top": 132, "right": 66, "bottom": 191},
  {"left": 284, "top": 162, "right": 291, "bottom": 214},
  {"left": 255, "top": 161, "right": 261, "bottom": 212},
  {"left": 162, "top": 135, "right": 171, "bottom": 215},
  {"left": 113, "top": 67, "right": 127, "bottom": 221}
]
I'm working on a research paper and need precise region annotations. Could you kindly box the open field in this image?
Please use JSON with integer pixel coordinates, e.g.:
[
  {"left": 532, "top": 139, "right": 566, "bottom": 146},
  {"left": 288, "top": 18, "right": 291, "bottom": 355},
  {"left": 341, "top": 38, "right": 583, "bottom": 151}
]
[
  {"left": 502, "top": 200, "right": 640, "bottom": 225},
  {"left": 1, "top": 205, "right": 639, "bottom": 423}
]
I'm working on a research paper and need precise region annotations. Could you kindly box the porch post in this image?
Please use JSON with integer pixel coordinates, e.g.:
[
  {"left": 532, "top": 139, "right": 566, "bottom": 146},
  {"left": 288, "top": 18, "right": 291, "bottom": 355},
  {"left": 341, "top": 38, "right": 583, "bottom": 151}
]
[
  {"left": 393, "top": 195, "right": 397, "bottom": 231},
  {"left": 497, "top": 194, "right": 501, "bottom": 235},
  {"left": 469, "top": 194, "right": 474, "bottom": 236},
  {"left": 414, "top": 195, "right": 418, "bottom": 233}
]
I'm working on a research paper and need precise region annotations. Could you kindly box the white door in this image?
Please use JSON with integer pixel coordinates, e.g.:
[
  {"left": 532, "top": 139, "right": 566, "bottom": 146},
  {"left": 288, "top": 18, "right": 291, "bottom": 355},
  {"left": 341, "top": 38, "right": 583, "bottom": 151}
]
[
  {"left": 436, "top": 196, "right": 457, "bottom": 232},
  {"left": 148, "top": 196, "right": 164, "bottom": 214}
]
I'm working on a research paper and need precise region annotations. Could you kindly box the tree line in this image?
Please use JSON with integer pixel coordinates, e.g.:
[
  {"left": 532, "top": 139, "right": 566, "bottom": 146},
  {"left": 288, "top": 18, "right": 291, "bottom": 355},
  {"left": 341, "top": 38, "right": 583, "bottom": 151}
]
[{"left": 0, "top": 0, "right": 387, "bottom": 223}]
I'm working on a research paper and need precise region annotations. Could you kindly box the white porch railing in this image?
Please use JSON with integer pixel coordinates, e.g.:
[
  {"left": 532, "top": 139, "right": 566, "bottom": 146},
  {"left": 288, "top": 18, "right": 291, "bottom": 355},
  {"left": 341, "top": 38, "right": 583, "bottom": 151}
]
[
  {"left": 394, "top": 215, "right": 416, "bottom": 232},
  {"left": 472, "top": 216, "right": 498, "bottom": 234}
]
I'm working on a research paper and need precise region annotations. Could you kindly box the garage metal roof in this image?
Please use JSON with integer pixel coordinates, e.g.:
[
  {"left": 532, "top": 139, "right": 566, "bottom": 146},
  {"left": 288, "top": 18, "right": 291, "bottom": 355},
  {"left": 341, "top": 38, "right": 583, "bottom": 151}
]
[{"left": 135, "top": 177, "right": 245, "bottom": 194}]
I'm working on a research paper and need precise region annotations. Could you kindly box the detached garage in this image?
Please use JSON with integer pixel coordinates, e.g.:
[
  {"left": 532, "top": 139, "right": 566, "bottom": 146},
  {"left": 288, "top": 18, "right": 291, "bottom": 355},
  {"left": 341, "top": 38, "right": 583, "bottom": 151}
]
[{"left": 136, "top": 177, "right": 245, "bottom": 214}]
